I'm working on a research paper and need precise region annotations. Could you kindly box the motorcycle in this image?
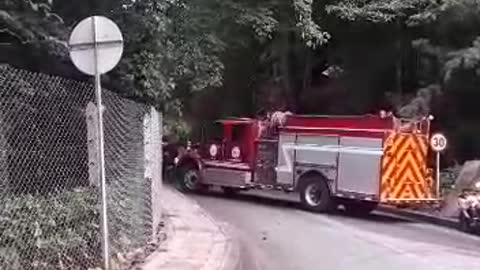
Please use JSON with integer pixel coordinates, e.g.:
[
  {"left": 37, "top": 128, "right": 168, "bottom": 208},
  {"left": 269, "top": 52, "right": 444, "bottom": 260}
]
[{"left": 457, "top": 181, "right": 480, "bottom": 233}]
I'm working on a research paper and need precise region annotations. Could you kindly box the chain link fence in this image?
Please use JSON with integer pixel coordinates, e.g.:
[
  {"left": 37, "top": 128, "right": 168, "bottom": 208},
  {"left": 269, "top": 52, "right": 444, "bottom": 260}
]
[{"left": 0, "top": 65, "right": 163, "bottom": 270}]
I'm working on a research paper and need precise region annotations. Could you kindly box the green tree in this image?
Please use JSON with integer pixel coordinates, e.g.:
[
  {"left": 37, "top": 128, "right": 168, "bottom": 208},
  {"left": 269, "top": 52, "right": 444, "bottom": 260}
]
[
  {"left": 324, "top": 0, "right": 480, "bottom": 161},
  {"left": 1, "top": 0, "right": 232, "bottom": 116}
]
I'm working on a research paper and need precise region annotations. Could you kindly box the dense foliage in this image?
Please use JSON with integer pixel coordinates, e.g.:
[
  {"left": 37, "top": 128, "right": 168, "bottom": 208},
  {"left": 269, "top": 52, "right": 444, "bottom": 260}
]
[
  {"left": 0, "top": 188, "right": 100, "bottom": 270},
  {"left": 3, "top": 0, "right": 480, "bottom": 161}
]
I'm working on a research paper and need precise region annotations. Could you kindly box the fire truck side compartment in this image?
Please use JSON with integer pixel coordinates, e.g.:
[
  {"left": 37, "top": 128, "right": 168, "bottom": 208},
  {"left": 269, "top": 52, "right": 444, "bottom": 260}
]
[
  {"left": 276, "top": 134, "right": 340, "bottom": 189},
  {"left": 295, "top": 135, "right": 339, "bottom": 168},
  {"left": 336, "top": 136, "right": 383, "bottom": 197},
  {"left": 276, "top": 119, "right": 387, "bottom": 200},
  {"left": 294, "top": 135, "right": 339, "bottom": 191},
  {"left": 276, "top": 133, "right": 296, "bottom": 185}
]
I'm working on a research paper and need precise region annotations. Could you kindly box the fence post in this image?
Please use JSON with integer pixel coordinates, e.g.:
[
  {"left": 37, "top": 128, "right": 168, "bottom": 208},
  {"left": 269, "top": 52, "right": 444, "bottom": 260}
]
[
  {"left": 144, "top": 107, "right": 163, "bottom": 236},
  {"left": 86, "top": 102, "right": 99, "bottom": 187},
  {"left": 0, "top": 111, "right": 8, "bottom": 190}
]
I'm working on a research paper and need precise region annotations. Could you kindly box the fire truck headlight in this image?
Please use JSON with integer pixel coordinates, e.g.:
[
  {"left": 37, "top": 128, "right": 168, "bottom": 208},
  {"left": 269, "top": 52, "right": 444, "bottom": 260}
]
[
  {"left": 209, "top": 144, "right": 218, "bottom": 157},
  {"left": 231, "top": 146, "right": 241, "bottom": 159}
]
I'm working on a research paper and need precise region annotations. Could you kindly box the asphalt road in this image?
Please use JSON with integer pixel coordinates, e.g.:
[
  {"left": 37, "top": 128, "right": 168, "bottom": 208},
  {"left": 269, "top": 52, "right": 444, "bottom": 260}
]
[{"left": 191, "top": 190, "right": 480, "bottom": 270}]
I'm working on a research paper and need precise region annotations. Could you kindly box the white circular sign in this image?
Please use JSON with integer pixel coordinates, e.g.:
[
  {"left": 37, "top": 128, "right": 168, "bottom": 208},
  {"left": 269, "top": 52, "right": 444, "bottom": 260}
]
[
  {"left": 209, "top": 144, "right": 218, "bottom": 157},
  {"left": 69, "top": 16, "right": 124, "bottom": 75},
  {"left": 231, "top": 146, "right": 241, "bottom": 159},
  {"left": 430, "top": 133, "right": 447, "bottom": 152}
]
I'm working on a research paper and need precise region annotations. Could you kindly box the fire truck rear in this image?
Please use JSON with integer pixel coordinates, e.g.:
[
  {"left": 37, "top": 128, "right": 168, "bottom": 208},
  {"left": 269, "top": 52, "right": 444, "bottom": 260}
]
[{"left": 174, "top": 113, "right": 438, "bottom": 214}]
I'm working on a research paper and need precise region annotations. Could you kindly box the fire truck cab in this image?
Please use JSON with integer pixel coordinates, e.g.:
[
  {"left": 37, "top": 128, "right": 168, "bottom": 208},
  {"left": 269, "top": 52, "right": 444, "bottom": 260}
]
[{"left": 175, "top": 113, "right": 437, "bottom": 214}]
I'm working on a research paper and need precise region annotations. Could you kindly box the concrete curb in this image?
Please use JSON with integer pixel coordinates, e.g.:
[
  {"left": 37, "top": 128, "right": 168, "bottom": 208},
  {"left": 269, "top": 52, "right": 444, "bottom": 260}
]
[
  {"left": 377, "top": 205, "right": 458, "bottom": 229},
  {"left": 141, "top": 187, "right": 239, "bottom": 270}
]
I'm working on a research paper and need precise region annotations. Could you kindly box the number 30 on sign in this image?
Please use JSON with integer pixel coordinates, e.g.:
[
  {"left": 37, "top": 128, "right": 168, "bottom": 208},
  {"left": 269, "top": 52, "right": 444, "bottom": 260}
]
[{"left": 430, "top": 133, "right": 447, "bottom": 152}]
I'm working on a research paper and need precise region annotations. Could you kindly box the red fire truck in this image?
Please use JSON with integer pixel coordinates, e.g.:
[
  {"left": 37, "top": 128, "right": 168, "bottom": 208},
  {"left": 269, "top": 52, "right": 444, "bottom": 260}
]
[{"left": 174, "top": 112, "right": 438, "bottom": 214}]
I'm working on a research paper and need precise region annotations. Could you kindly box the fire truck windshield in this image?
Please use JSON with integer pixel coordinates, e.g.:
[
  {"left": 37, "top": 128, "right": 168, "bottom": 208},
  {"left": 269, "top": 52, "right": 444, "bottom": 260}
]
[{"left": 231, "top": 125, "right": 244, "bottom": 142}]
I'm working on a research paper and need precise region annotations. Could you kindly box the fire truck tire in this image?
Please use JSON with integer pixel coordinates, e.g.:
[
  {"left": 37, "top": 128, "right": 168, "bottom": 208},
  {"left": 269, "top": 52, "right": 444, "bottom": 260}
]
[
  {"left": 222, "top": 187, "right": 241, "bottom": 196},
  {"left": 299, "top": 177, "right": 333, "bottom": 213},
  {"left": 343, "top": 201, "right": 377, "bottom": 216},
  {"left": 459, "top": 211, "right": 473, "bottom": 233},
  {"left": 177, "top": 166, "right": 205, "bottom": 193}
]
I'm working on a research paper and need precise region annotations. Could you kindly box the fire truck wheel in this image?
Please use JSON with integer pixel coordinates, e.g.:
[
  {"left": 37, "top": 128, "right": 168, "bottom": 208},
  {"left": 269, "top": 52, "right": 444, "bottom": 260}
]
[
  {"left": 343, "top": 201, "right": 377, "bottom": 216},
  {"left": 222, "top": 187, "right": 241, "bottom": 196},
  {"left": 178, "top": 166, "right": 205, "bottom": 193},
  {"left": 299, "top": 177, "right": 333, "bottom": 213},
  {"left": 459, "top": 211, "right": 473, "bottom": 233}
]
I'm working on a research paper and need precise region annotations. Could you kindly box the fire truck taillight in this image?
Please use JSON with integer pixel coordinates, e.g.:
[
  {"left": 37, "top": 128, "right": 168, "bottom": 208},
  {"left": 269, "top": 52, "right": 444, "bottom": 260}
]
[
  {"left": 209, "top": 144, "right": 218, "bottom": 157},
  {"left": 231, "top": 146, "right": 241, "bottom": 159}
]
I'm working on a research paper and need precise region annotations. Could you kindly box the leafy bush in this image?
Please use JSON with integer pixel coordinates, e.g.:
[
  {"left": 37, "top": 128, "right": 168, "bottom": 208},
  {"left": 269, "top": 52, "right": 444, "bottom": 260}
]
[
  {"left": 0, "top": 187, "right": 101, "bottom": 270},
  {"left": 163, "top": 117, "right": 191, "bottom": 144},
  {"left": 440, "top": 165, "right": 462, "bottom": 195}
]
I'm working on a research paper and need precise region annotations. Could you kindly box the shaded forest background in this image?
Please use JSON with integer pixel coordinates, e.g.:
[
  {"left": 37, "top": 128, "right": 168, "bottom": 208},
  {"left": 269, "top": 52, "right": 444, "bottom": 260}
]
[{"left": 2, "top": 0, "right": 480, "bottom": 165}]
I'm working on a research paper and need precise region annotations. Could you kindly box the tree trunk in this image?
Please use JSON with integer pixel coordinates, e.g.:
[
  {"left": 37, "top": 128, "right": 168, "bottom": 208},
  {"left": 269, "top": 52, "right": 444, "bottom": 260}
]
[
  {"left": 297, "top": 49, "right": 313, "bottom": 113},
  {"left": 396, "top": 19, "right": 403, "bottom": 95},
  {"left": 279, "top": 30, "right": 295, "bottom": 111},
  {"left": 303, "top": 50, "right": 313, "bottom": 91}
]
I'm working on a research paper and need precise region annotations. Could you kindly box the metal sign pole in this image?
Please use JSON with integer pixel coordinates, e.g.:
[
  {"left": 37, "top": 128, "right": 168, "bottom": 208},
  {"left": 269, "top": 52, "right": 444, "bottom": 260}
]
[
  {"left": 92, "top": 16, "right": 110, "bottom": 270},
  {"left": 436, "top": 151, "right": 441, "bottom": 198},
  {"left": 430, "top": 133, "right": 447, "bottom": 199}
]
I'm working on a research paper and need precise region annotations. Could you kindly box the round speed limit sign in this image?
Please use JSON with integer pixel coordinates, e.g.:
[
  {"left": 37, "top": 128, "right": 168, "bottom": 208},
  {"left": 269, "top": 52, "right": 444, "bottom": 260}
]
[{"left": 430, "top": 133, "right": 447, "bottom": 152}]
